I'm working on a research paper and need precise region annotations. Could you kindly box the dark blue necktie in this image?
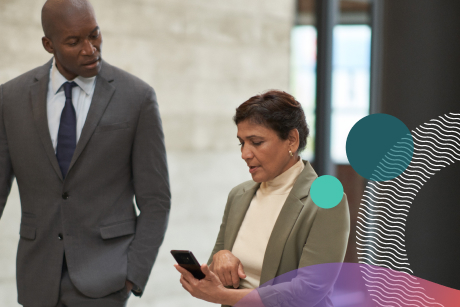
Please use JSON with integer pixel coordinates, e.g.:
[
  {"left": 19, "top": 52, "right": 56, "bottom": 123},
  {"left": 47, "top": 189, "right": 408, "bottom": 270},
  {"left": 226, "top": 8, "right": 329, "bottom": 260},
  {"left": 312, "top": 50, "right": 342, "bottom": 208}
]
[{"left": 56, "top": 81, "right": 77, "bottom": 179}]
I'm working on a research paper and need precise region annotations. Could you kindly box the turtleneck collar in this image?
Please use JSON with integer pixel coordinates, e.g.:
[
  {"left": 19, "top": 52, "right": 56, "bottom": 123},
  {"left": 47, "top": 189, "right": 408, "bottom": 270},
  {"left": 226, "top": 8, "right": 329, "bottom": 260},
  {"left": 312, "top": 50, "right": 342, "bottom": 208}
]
[{"left": 260, "top": 159, "right": 304, "bottom": 195}]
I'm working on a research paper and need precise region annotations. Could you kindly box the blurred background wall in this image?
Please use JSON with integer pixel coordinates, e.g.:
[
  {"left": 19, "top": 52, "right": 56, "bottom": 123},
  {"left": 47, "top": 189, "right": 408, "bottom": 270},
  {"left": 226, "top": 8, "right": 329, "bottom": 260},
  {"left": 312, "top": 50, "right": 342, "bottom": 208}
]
[
  {"left": 0, "top": 0, "right": 295, "bottom": 306},
  {"left": 0, "top": 0, "right": 295, "bottom": 151}
]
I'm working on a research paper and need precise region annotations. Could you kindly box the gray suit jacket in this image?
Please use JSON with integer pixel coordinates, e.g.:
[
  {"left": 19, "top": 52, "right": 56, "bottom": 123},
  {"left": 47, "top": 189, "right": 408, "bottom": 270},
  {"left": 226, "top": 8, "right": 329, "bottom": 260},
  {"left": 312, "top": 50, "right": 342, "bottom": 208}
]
[{"left": 0, "top": 59, "right": 170, "bottom": 307}]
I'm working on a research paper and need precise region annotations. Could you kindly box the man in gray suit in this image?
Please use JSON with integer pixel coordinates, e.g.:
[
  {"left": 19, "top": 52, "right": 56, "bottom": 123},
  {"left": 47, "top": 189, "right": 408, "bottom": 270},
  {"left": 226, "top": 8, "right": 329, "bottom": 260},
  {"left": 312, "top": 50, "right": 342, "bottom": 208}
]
[{"left": 0, "top": 0, "right": 170, "bottom": 306}]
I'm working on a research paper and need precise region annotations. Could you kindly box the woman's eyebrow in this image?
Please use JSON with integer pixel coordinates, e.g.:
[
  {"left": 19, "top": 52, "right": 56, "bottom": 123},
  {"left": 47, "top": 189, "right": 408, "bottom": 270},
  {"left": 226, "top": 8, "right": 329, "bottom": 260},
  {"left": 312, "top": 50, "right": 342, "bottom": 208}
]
[{"left": 237, "top": 135, "right": 264, "bottom": 140}]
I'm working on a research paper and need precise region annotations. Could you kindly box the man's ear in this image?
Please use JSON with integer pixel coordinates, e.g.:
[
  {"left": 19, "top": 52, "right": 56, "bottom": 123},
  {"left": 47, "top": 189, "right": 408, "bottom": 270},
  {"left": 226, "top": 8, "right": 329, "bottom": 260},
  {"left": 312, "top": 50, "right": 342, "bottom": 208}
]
[
  {"left": 42, "top": 36, "right": 54, "bottom": 54},
  {"left": 288, "top": 128, "right": 300, "bottom": 153}
]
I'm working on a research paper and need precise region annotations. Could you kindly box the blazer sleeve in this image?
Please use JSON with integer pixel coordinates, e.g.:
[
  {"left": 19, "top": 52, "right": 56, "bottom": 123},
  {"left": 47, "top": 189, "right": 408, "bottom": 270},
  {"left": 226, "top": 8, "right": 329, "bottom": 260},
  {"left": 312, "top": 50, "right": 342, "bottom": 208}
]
[
  {"left": 256, "top": 194, "right": 350, "bottom": 307},
  {"left": 299, "top": 193, "right": 350, "bottom": 268},
  {"left": 207, "top": 186, "right": 239, "bottom": 265},
  {"left": 127, "top": 86, "right": 171, "bottom": 295},
  {"left": 0, "top": 85, "right": 15, "bottom": 219}
]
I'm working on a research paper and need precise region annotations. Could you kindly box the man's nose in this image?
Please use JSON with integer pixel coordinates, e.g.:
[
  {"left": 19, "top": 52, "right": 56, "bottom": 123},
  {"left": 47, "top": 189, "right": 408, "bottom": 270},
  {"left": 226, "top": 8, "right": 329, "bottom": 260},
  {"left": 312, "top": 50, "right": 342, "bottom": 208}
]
[{"left": 81, "top": 39, "right": 96, "bottom": 55}]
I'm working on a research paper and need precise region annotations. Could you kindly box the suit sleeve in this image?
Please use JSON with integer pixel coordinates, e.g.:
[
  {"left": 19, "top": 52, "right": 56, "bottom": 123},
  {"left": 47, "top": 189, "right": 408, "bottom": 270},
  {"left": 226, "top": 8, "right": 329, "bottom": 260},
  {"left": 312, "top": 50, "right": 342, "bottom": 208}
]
[
  {"left": 0, "top": 85, "right": 15, "bottom": 219},
  {"left": 256, "top": 194, "right": 350, "bottom": 307},
  {"left": 207, "top": 188, "right": 237, "bottom": 265},
  {"left": 127, "top": 86, "right": 171, "bottom": 295}
]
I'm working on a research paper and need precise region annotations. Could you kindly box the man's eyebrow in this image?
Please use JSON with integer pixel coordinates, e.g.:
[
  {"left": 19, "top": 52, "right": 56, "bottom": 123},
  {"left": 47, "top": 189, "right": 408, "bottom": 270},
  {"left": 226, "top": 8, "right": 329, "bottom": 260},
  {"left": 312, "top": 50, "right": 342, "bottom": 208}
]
[
  {"left": 90, "top": 26, "right": 100, "bottom": 34},
  {"left": 63, "top": 35, "right": 80, "bottom": 41},
  {"left": 63, "top": 27, "right": 99, "bottom": 41}
]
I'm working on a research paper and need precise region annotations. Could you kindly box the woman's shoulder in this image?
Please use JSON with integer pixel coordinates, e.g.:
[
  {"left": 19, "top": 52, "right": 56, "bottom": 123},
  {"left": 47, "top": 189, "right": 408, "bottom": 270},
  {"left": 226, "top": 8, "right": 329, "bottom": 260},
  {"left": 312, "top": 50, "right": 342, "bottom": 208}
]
[
  {"left": 220, "top": 180, "right": 257, "bottom": 215},
  {"left": 228, "top": 180, "right": 258, "bottom": 197}
]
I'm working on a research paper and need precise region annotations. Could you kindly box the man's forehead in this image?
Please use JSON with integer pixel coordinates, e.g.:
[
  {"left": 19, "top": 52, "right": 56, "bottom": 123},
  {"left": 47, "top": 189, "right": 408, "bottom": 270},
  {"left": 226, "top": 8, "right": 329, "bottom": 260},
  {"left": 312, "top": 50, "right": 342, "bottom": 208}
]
[
  {"left": 43, "top": 0, "right": 93, "bottom": 12},
  {"left": 42, "top": 0, "right": 97, "bottom": 38}
]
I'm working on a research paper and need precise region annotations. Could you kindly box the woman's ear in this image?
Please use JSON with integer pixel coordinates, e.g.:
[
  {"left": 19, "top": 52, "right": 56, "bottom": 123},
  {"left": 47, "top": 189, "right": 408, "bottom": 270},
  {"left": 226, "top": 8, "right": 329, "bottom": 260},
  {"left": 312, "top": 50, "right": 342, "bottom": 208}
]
[{"left": 288, "top": 129, "right": 300, "bottom": 153}]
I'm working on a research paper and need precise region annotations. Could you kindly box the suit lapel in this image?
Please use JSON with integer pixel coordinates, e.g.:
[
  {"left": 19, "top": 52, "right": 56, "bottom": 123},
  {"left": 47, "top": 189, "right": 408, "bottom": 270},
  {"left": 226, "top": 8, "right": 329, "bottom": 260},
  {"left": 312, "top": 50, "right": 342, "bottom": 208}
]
[
  {"left": 260, "top": 161, "right": 318, "bottom": 285},
  {"left": 224, "top": 182, "right": 260, "bottom": 251},
  {"left": 67, "top": 61, "right": 115, "bottom": 175},
  {"left": 30, "top": 60, "right": 64, "bottom": 181}
]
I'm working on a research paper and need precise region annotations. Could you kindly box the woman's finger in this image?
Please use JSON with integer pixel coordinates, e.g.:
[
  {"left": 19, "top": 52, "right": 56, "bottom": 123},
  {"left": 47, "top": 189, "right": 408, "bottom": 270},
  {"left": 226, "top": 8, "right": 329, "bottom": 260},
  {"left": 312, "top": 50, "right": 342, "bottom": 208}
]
[
  {"left": 223, "top": 269, "right": 233, "bottom": 287},
  {"left": 209, "top": 261, "right": 215, "bottom": 272},
  {"left": 174, "top": 264, "right": 196, "bottom": 283},
  {"left": 231, "top": 269, "right": 240, "bottom": 288},
  {"left": 238, "top": 262, "right": 247, "bottom": 278},
  {"left": 215, "top": 263, "right": 232, "bottom": 286},
  {"left": 216, "top": 270, "right": 229, "bottom": 286},
  {"left": 179, "top": 274, "right": 194, "bottom": 295},
  {"left": 201, "top": 263, "right": 213, "bottom": 277},
  {"left": 202, "top": 264, "right": 224, "bottom": 285}
]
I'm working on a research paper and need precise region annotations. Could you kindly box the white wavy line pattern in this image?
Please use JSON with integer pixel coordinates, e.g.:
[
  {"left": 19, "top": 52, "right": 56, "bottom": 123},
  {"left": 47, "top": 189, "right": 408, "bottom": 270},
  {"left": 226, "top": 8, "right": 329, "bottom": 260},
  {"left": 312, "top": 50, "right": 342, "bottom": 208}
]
[{"left": 355, "top": 113, "right": 460, "bottom": 307}]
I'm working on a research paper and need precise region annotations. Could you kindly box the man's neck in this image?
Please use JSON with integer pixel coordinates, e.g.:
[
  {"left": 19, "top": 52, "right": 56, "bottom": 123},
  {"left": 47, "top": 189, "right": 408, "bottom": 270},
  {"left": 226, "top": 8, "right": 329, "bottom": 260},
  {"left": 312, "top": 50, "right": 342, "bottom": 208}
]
[{"left": 55, "top": 61, "right": 78, "bottom": 81}]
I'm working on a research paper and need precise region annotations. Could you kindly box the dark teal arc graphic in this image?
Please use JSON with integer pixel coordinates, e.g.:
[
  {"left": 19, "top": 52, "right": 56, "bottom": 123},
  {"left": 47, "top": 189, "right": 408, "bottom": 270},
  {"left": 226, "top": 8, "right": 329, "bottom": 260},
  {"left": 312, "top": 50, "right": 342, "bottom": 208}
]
[
  {"left": 354, "top": 113, "right": 460, "bottom": 307},
  {"left": 346, "top": 113, "right": 414, "bottom": 181}
]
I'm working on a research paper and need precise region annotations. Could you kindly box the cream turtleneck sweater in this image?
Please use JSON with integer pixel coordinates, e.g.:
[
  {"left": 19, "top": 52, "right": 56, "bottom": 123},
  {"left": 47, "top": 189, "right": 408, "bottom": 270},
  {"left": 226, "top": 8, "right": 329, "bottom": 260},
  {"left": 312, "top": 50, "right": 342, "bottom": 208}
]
[{"left": 231, "top": 159, "right": 304, "bottom": 289}]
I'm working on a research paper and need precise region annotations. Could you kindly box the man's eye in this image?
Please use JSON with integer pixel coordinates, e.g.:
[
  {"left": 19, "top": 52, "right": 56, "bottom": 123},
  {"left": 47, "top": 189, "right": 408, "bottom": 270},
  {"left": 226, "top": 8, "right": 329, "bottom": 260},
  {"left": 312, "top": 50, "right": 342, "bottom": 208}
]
[
  {"left": 68, "top": 42, "right": 78, "bottom": 46},
  {"left": 253, "top": 141, "right": 263, "bottom": 146}
]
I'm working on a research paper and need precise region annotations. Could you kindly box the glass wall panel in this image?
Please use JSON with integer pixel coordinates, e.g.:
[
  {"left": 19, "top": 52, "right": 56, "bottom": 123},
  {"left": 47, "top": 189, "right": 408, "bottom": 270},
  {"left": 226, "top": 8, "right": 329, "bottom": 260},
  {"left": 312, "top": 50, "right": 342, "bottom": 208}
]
[{"left": 331, "top": 25, "right": 371, "bottom": 164}]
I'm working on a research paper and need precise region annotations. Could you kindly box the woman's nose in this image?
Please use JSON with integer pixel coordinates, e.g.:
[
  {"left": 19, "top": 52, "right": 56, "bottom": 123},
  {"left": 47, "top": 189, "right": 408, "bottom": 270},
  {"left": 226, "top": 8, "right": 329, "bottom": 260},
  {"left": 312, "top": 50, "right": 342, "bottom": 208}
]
[{"left": 241, "top": 145, "right": 253, "bottom": 160}]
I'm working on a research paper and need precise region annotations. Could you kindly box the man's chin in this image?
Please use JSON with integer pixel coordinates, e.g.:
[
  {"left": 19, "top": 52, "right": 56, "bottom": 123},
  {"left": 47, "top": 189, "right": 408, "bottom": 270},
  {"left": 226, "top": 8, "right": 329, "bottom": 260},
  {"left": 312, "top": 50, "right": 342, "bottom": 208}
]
[{"left": 79, "top": 60, "right": 102, "bottom": 78}]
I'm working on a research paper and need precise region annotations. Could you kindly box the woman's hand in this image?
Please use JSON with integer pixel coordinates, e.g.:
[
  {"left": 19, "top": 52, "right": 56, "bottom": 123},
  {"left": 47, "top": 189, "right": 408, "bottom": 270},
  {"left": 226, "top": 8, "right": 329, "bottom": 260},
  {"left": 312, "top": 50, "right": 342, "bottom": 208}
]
[
  {"left": 209, "top": 250, "right": 246, "bottom": 288},
  {"left": 174, "top": 263, "right": 228, "bottom": 304},
  {"left": 175, "top": 263, "right": 256, "bottom": 306}
]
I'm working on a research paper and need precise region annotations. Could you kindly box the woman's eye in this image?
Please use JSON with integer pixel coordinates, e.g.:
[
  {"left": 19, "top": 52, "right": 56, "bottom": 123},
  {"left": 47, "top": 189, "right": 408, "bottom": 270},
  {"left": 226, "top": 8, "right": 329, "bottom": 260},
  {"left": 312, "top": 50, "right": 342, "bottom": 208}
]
[{"left": 253, "top": 141, "right": 263, "bottom": 146}]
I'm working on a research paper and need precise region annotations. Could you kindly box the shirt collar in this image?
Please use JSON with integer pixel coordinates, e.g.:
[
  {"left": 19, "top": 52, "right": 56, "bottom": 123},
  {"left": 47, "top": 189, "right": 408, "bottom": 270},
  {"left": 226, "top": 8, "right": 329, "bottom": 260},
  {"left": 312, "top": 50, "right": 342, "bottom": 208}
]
[{"left": 50, "top": 58, "right": 96, "bottom": 96}]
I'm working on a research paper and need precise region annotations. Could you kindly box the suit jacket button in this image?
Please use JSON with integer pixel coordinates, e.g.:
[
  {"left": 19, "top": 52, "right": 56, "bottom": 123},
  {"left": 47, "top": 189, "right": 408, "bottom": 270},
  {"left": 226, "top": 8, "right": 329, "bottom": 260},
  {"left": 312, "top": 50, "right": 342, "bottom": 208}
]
[
  {"left": 62, "top": 193, "right": 69, "bottom": 200},
  {"left": 58, "top": 233, "right": 63, "bottom": 240}
]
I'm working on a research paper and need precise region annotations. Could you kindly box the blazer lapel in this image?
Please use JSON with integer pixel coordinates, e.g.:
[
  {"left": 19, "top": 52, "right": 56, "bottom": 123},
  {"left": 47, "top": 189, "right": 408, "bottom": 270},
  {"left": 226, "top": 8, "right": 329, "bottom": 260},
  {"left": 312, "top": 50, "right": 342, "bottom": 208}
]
[
  {"left": 67, "top": 61, "right": 115, "bottom": 175},
  {"left": 30, "top": 60, "right": 64, "bottom": 181},
  {"left": 260, "top": 161, "right": 318, "bottom": 285},
  {"left": 224, "top": 182, "right": 260, "bottom": 251},
  {"left": 259, "top": 195, "right": 304, "bottom": 285}
]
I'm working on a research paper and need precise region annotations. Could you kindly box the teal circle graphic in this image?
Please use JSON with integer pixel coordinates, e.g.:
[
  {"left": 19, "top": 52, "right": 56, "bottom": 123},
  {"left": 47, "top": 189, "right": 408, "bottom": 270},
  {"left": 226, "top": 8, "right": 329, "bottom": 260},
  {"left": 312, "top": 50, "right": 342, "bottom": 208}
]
[
  {"left": 310, "top": 175, "right": 344, "bottom": 209},
  {"left": 346, "top": 113, "right": 414, "bottom": 181}
]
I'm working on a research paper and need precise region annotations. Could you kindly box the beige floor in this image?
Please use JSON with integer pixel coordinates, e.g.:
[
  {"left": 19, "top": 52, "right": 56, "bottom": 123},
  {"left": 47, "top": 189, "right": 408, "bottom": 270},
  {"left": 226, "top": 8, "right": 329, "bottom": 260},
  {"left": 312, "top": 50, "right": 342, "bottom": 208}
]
[{"left": 0, "top": 150, "right": 251, "bottom": 307}]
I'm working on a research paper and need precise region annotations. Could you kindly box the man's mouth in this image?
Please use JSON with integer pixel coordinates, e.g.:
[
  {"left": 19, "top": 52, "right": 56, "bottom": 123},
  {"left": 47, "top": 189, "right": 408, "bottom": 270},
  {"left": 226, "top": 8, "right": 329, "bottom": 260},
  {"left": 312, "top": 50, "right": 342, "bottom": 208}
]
[
  {"left": 82, "top": 58, "right": 100, "bottom": 67},
  {"left": 249, "top": 166, "right": 260, "bottom": 174}
]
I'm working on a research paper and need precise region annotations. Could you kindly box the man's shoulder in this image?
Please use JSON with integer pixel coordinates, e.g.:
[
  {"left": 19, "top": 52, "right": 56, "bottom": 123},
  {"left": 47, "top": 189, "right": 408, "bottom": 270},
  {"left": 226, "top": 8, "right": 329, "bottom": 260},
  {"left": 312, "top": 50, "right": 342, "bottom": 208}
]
[
  {"left": 100, "top": 61, "right": 152, "bottom": 93},
  {"left": 1, "top": 61, "right": 50, "bottom": 89}
]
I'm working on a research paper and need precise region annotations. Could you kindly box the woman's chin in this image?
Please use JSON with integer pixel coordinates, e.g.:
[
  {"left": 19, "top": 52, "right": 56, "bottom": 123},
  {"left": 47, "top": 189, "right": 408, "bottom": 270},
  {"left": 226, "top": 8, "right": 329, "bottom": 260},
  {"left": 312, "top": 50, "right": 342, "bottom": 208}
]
[{"left": 250, "top": 172, "right": 266, "bottom": 183}]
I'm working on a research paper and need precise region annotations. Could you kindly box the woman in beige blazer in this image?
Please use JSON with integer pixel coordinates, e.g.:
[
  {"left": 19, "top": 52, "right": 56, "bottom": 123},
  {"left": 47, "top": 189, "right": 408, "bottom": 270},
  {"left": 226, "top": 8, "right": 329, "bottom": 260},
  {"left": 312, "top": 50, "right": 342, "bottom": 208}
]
[{"left": 175, "top": 90, "right": 350, "bottom": 306}]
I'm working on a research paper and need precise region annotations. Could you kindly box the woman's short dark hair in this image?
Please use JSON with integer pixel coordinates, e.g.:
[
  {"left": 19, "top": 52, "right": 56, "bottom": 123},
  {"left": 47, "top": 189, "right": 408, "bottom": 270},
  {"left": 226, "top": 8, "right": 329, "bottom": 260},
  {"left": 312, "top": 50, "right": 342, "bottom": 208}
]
[{"left": 233, "top": 90, "right": 309, "bottom": 153}]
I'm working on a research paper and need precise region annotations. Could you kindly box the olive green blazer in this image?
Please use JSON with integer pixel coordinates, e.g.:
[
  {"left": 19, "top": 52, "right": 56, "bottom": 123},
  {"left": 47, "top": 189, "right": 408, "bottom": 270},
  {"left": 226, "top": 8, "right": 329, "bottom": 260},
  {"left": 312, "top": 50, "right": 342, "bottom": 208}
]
[{"left": 208, "top": 161, "right": 350, "bottom": 305}]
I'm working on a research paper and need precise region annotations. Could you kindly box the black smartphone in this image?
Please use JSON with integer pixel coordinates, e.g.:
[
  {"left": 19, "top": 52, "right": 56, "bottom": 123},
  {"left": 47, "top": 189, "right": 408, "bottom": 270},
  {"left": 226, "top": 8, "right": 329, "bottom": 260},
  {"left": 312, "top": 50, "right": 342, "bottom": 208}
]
[{"left": 171, "top": 250, "right": 206, "bottom": 280}]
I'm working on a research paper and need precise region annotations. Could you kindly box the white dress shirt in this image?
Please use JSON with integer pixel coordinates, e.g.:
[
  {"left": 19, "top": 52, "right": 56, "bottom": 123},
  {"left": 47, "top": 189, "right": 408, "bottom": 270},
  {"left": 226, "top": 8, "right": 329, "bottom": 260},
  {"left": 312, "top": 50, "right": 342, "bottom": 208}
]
[{"left": 46, "top": 58, "right": 97, "bottom": 152}]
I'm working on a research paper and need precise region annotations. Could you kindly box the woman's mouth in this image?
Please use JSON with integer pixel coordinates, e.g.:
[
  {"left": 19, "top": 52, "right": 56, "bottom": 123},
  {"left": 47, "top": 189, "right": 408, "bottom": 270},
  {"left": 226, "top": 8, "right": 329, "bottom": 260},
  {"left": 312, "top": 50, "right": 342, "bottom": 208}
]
[{"left": 249, "top": 166, "right": 259, "bottom": 174}]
